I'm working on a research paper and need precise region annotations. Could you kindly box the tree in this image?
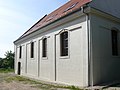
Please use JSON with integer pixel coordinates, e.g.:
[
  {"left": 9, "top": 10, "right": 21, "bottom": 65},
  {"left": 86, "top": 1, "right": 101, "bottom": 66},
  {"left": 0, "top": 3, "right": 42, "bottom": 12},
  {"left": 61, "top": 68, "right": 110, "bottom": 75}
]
[
  {"left": 0, "top": 58, "right": 3, "bottom": 68},
  {"left": 1, "top": 50, "right": 14, "bottom": 69}
]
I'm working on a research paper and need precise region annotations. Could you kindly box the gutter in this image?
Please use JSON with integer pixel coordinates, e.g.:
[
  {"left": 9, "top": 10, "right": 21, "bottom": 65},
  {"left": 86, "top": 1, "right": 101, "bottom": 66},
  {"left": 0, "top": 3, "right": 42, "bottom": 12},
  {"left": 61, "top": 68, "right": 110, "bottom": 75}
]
[{"left": 81, "top": 5, "right": 93, "bottom": 89}]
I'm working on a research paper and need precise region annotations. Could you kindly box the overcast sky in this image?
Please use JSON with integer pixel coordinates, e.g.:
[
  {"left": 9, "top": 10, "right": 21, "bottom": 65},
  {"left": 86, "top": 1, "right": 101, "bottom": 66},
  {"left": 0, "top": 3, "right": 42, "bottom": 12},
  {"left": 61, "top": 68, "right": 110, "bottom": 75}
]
[{"left": 0, "top": 0, "right": 68, "bottom": 58}]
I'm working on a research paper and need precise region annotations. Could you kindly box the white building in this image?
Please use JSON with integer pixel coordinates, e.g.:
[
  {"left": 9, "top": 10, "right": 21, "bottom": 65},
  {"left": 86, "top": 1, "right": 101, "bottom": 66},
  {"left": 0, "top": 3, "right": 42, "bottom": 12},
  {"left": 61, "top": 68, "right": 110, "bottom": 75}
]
[{"left": 14, "top": 0, "right": 120, "bottom": 87}]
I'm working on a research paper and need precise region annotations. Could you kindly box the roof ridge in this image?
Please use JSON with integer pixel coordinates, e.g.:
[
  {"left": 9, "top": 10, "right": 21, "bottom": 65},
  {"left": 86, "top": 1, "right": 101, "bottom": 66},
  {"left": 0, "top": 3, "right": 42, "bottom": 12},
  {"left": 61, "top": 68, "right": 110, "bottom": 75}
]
[
  {"left": 48, "top": 1, "right": 71, "bottom": 15},
  {"left": 20, "top": 15, "right": 47, "bottom": 38},
  {"left": 14, "top": 0, "right": 91, "bottom": 43}
]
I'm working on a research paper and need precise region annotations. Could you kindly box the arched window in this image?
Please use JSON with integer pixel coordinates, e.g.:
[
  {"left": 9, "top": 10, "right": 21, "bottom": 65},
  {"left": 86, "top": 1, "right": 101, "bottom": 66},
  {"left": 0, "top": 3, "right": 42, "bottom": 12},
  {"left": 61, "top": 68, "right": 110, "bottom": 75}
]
[
  {"left": 60, "top": 31, "right": 68, "bottom": 56},
  {"left": 42, "top": 38, "right": 47, "bottom": 57},
  {"left": 111, "top": 30, "right": 118, "bottom": 56}
]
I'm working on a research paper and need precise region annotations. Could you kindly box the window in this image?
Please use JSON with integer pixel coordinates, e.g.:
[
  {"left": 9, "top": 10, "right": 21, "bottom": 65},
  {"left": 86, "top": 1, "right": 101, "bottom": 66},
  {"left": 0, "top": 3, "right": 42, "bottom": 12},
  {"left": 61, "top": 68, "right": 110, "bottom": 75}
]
[
  {"left": 60, "top": 31, "right": 68, "bottom": 56},
  {"left": 19, "top": 46, "right": 22, "bottom": 59},
  {"left": 31, "top": 42, "right": 34, "bottom": 58},
  {"left": 42, "top": 38, "right": 47, "bottom": 57},
  {"left": 46, "top": 14, "right": 58, "bottom": 22},
  {"left": 111, "top": 30, "right": 118, "bottom": 56},
  {"left": 64, "top": 2, "right": 78, "bottom": 12}
]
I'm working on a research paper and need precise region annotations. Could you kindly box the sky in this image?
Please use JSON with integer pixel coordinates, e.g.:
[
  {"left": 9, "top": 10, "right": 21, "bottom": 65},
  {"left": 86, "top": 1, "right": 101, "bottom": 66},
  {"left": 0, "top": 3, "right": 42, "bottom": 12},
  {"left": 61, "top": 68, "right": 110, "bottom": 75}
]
[{"left": 0, "top": 0, "right": 68, "bottom": 58}]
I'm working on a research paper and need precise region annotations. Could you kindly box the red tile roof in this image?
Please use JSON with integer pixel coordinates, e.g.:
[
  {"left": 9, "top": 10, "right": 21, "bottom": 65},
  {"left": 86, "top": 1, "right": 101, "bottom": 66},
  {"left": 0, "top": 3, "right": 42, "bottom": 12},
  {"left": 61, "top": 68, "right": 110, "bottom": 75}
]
[{"left": 19, "top": 0, "right": 91, "bottom": 39}]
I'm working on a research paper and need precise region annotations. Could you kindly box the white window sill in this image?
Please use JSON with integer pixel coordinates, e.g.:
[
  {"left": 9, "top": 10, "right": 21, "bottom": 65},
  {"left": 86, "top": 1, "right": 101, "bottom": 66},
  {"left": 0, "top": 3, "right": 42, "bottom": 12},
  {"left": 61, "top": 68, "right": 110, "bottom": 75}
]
[
  {"left": 60, "top": 55, "right": 70, "bottom": 59},
  {"left": 42, "top": 57, "right": 48, "bottom": 60}
]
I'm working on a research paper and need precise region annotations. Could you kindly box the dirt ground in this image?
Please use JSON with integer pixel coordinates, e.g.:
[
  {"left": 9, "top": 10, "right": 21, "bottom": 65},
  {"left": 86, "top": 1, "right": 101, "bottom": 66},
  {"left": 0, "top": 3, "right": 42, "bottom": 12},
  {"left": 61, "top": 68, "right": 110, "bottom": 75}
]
[
  {"left": 0, "top": 81, "right": 40, "bottom": 90},
  {"left": 0, "top": 73, "right": 38, "bottom": 90},
  {"left": 1, "top": 73, "right": 120, "bottom": 90},
  {"left": 0, "top": 73, "right": 71, "bottom": 90}
]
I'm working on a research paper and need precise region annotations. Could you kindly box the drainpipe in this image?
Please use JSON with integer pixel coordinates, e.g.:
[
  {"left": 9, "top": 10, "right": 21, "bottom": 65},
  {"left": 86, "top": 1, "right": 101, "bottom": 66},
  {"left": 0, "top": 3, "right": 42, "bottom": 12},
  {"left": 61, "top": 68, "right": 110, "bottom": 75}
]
[{"left": 81, "top": 6, "right": 93, "bottom": 89}]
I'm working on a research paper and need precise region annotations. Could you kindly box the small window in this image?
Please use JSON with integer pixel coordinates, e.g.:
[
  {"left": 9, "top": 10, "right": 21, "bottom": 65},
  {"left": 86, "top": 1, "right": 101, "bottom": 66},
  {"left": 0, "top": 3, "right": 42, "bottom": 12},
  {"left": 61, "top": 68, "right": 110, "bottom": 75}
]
[
  {"left": 111, "top": 30, "right": 118, "bottom": 56},
  {"left": 42, "top": 38, "right": 47, "bottom": 57},
  {"left": 46, "top": 14, "right": 58, "bottom": 22},
  {"left": 60, "top": 31, "right": 68, "bottom": 56},
  {"left": 19, "top": 46, "right": 22, "bottom": 59},
  {"left": 64, "top": 2, "right": 78, "bottom": 12},
  {"left": 31, "top": 42, "right": 34, "bottom": 58}
]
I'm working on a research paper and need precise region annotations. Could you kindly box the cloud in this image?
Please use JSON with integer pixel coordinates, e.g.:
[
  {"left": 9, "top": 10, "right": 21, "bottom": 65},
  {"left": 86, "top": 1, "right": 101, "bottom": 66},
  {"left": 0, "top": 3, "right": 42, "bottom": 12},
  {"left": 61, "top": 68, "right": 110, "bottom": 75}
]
[
  {"left": 0, "top": 5, "right": 35, "bottom": 57},
  {"left": 0, "top": 0, "right": 69, "bottom": 58},
  {"left": 0, "top": 6, "right": 33, "bottom": 24},
  {"left": 0, "top": 5, "right": 37, "bottom": 38}
]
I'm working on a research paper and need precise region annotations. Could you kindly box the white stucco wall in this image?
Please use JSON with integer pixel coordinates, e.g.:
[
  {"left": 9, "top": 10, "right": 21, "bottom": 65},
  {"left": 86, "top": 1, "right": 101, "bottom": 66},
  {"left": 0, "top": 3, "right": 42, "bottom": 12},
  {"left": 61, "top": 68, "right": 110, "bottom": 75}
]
[
  {"left": 26, "top": 41, "right": 38, "bottom": 77},
  {"left": 14, "top": 6, "right": 120, "bottom": 86},
  {"left": 55, "top": 16, "right": 88, "bottom": 86},
  {"left": 15, "top": 44, "right": 26, "bottom": 75},
  {"left": 14, "top": 12, "right": 89, "bottom": 87},
  {"left": 14, "top": 45, "right": 17, "bottom": 74},
  {"left": 90, "top": 13, "right": 120, "bottom": 85}
]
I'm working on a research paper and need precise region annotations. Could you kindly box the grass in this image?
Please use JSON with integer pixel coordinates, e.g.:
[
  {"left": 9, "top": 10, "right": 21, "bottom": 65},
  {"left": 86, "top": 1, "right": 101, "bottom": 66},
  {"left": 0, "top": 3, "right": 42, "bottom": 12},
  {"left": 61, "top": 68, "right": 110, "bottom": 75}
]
[
  {"left": 0, "top": 69, "right": 82, "bottom": 90},
  {"left": 5, "top": 76, "right": 82, "bottom": 90},
  {"left": 0, "top": 68, "right": 14, "bottom": 73}
]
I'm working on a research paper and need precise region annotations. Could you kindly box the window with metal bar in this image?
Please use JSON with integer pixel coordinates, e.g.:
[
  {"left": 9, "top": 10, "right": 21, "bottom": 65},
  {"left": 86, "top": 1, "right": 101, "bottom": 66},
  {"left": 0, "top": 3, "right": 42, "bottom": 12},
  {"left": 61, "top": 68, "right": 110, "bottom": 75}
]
[
  {"left": 60, "top": 31, "right": 68, "bottom": 56},
  {"left": 42, "top": 38, "right": 47, "bottom": 57}
]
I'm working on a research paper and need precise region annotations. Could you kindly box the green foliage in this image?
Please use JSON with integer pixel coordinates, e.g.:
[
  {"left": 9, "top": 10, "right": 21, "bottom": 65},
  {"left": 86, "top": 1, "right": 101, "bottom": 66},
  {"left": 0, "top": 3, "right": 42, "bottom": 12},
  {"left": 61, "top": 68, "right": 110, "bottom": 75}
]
[
  {"left": 0, "top": 68, "right": 14, "bottom": 73},
  {"left": 0, "top": 50, "right": 14, "bottom": 69},
  {"left": 67, "top": 85, "right": 81, "bottom": 90}
]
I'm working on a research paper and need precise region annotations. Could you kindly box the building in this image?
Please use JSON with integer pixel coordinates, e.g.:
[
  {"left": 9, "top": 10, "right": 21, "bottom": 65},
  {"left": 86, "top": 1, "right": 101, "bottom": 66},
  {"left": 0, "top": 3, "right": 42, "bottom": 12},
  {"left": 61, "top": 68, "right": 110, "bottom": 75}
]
[{"left": 14, "top": 0, "right": 120, "bottom": 87}]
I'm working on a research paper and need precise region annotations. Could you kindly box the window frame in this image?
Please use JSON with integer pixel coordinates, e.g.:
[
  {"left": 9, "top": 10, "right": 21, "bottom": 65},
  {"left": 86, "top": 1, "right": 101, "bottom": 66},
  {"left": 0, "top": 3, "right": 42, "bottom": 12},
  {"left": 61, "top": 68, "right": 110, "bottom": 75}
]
[
  {"left": 42, "top": 38, "right": 47, "bottom": 58},
  {"left": 60, "top": 31, "right": 70, "bottom": 58}
]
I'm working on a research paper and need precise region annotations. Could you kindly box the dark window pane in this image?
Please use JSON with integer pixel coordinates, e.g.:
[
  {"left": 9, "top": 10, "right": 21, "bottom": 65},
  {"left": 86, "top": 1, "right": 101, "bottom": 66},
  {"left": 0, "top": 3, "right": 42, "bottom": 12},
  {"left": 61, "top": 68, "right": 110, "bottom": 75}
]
[
  {"left": 60, "top": 32, "right": 68, "bottom": 56},
  {"left": 19, "top": 46, "right": 22, "bottom": 59},
  {"left": 111, "top": 30, "right": 118, "bottom": 56},
  {"left": 42, "top": 38, "right": 47, "bottom": 57},
  {"left": 31, "top": 42, "right": 34, "bottom": 58}
]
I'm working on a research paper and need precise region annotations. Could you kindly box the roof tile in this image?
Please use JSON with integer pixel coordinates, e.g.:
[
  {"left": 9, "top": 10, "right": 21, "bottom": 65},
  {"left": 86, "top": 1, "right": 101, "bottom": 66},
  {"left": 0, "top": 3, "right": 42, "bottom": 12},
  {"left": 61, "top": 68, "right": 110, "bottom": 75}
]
[{"left": 20, "top": 0, "right": 91, "bottom": 39}]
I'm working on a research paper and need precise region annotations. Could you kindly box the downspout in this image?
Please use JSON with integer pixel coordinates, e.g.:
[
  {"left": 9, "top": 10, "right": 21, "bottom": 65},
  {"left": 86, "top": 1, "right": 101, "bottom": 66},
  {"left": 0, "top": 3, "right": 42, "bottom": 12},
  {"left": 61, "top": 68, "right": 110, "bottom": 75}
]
[{"left": 81, "top": 6, "right": 93, "bottom": 89}]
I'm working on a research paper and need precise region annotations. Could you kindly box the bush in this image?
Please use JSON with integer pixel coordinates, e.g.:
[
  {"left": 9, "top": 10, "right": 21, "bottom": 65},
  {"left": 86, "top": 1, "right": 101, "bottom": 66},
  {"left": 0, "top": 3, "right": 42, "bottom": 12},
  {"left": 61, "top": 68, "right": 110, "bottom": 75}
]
[
  {"left": 0, "top": 50, "right": 14, "bottom": 69},
  {"left": 0, "top": 68, "right": 14, "bottom": 73}
]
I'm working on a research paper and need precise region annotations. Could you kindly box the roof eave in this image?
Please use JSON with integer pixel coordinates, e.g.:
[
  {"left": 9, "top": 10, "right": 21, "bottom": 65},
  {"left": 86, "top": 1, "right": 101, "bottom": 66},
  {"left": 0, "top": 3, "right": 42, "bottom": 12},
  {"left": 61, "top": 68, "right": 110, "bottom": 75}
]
[
  {"left": 14, "top": 1, "right": 92, "bottom": 44},
  {"left": 14, "top": 6, "right": 83, "bottom": 44}
]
